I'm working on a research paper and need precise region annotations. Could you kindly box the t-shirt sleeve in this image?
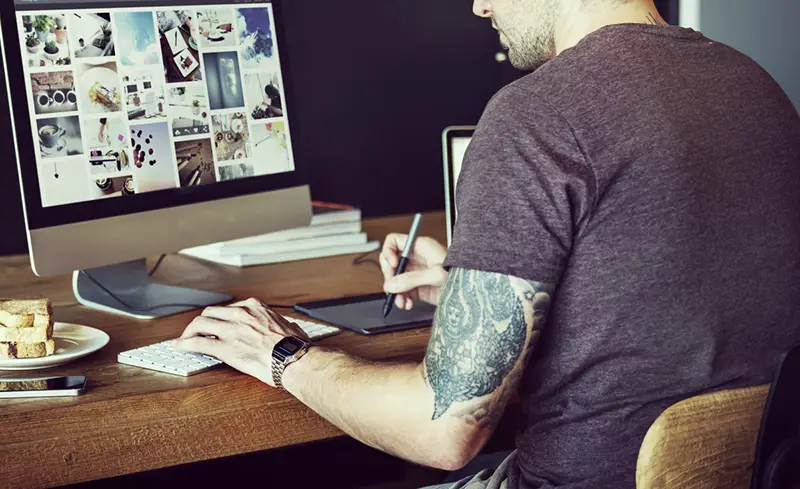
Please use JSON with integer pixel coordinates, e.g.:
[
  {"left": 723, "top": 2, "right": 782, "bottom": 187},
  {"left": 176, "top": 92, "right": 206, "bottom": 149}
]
[{"left": 442, "top": 85, "right": 595, "bottom": 285}]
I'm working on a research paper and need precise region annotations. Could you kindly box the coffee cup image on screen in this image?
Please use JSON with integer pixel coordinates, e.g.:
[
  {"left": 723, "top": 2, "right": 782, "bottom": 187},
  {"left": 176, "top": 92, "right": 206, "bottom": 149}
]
[
  {"left": 30, "top": 71, "right": 78, "bottom": 115},
  {"left": 197, "top": 9, "right": 236, "bottom": 48},
  {"left": 36, "top": 116, "right": 84, "bottom": 159},
  {"left": 236, "top": 7, "right": 278, "bottom": 71},
  {"left": 84, "top": 116, "right": 131, "bottom": 175},
  {"left": 212, "top": 112, "right": 251, "bottom": 162},
  {"left": 70, "top": 12, "right": 115, "bottom": 58},
  {"left": 218, "top": 162, "right": 255, "bottom": 182},
  {"left": 129, "top": 122, "right": 179, "bottom": 192},
  {"left": 123, "top": 70, "right": 167, "bottom": 121},
  {"left": 20, "top": 14, "right": 72, "bottom": 68},
  {"left": 157, "top": 10, "right": 203, "bottom": 83},
  {"left": 74, "top": 61, "right": 121, "bottom": 114},
  {"left": 250, "top": 121, "right": 292, "bottom": 175},
  {"left": 37, "top": 159, "right": 91, "bottom": 208},
  {"left": 176, "top": 139, "right": 216, "bottom": 187},
  {"left": 167, "top": 84, "right": 209, "bottom": 137},
  {"left": 115, "top": 11, "right": 160, "bottom": 67},
  {"left": 245, "top": 73, "right": 282, "bottom": 120},
  {"left": 90, "top": 175, "right": 135, "bottom": 199},
  {"left": 204, "top": 52, "right": 244, "bottom": 111}
]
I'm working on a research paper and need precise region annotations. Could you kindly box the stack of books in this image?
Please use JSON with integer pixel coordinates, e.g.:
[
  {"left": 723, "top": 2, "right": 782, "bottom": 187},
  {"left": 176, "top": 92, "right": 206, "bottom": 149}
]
[{"left": 179, "top": 202, "right": 380, "bottom": 267}]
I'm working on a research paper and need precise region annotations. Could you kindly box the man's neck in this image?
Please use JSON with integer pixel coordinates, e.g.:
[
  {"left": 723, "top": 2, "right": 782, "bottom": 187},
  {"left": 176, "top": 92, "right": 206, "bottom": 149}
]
[{"left": 554, "top": 0, "right": 666, "bottom": 55}]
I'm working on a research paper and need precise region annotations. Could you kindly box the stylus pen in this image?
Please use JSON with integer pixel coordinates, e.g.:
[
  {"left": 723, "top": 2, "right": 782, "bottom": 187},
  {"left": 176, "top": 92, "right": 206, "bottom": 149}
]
[{"left": 382, "top": 213, "right": 423, "bottom": 318}]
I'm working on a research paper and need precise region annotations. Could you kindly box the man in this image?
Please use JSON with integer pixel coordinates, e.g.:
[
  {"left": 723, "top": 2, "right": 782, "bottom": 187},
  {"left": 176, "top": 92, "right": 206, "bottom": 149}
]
[{"left": 176, "top": 0, "right": 800, "bottom": 486}]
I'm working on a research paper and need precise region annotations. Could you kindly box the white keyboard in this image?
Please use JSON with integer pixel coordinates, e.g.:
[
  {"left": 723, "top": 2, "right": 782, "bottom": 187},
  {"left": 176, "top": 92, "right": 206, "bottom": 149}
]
[{"left": 118, "top": 317, "right": 339, "bottom": 377}]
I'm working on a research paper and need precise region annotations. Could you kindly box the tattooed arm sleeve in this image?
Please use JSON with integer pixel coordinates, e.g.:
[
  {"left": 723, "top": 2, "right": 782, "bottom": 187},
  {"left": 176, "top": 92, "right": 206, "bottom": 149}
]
[{"left": 424, "top": 267, "right": 555, "bottom": 431}]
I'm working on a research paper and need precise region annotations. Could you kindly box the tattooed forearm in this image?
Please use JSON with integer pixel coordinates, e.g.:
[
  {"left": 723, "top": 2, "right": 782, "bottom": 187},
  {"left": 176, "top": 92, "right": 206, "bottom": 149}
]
[{"left": 423, "top": 268, "right": 554, "bottom": 421}]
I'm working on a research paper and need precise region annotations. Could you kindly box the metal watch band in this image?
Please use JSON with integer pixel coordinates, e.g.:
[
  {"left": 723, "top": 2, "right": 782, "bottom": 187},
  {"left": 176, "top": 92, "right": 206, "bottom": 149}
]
[{"left": 272, "top": 358, "right": 287, "bottom": 390}]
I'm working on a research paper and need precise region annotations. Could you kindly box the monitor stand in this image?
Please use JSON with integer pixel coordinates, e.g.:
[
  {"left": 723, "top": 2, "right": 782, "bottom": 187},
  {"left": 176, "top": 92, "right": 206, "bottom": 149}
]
[{"left": 73, "top": 259, "right": 233, "bottom": 320}]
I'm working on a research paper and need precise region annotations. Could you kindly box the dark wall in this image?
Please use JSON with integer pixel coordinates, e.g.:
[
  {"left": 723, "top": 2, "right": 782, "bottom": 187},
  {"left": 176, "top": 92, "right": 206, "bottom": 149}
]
[
  {"left": 0, "top": 0, "right": 677, "bottom": 256},
  {"left": 280, "top": 0, "right": 521, "bottom": 214}
]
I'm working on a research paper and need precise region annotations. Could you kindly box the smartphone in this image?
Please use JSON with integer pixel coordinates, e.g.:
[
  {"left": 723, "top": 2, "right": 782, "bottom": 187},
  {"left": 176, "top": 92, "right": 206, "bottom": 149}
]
[{"left": 0, "top": 376, "right": 87, "bottom": 398}]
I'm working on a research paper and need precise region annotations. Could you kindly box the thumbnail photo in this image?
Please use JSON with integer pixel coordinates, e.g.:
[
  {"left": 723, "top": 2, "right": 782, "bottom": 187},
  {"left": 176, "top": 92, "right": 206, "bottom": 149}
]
[
  {"left": 36, "top": 116, "right": 83, "bottom": 159},
  {"left": 204, "top": 52, "right": 244, "bottom": 110},
  {"left": 84, "top": 116, "right": 131, "bottom": 175},
  {"left": 90, "top": 175, "right": 135, "bottom": 199},
  {"left": 196, "top": 9, "right": 236, "bottom": 48},
  {"left": 156, "top": 11, "right": 203, "bottom": 83},
  {"left": 218, "top": 163, "right": 255, "bottom": 182},
  {"left": 74, "top": 61, "right": 121, "bottom": 114},
  {"left": 123, "top": 70, "right": 167, "bottom": 121},
  {"left": 176, "top": 139, "right": 216, "bottom": 187},
  {"left": 245, "top": 73, "right": 283, "bottom": 120},
  {"left": 167, "top": 84, "right": 210, "bottom": 137},
  {"left": 37, "top": 159, "right": 90, "bottom": 208},
  {"left": 20, "top": 14, "right": 72, "bottom": 68},
  {"left": 130, "top": 122, "right": 179, "bottom": 192},
  {"left": 236, "top": 8, "right": 277, "bottom": 71},
  {"left": 30, "top": 71, "right": 77, "bottom": 115},
  {"left": 69, "top": 13, "right": 115, "bottom": 58},
  {"left": 211, "top": 112, "right": 251, "bottom": 162},
  {"left": 250, "top": 121, "right": 292, "bottom": 175},
  {"left": 115, "top": 12, "right": 160, "bottom": 67}
]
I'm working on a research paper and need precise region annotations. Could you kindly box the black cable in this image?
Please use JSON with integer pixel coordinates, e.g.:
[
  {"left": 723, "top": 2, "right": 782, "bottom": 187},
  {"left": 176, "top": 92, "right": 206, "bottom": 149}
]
[
  {"left": 79, "top": 270, "right": 220, "bottom": 312},
  {"left": 352, "top": 250, "right": 382, "bottom": 272},
  {"left": 148, "top": 254, "right": 167, "bottom": 277},
  {"left": 83, "top": 248, "right": 378, "bottom": 313},
  {"left": 80, "top": 270, "right": 295, "bottom": 312}
]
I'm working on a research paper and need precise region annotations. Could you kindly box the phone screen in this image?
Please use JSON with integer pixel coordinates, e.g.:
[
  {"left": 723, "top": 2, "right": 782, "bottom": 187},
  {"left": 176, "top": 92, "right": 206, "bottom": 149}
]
[{"left": 0, "top": 376, "right": 86, "bottom": 392}]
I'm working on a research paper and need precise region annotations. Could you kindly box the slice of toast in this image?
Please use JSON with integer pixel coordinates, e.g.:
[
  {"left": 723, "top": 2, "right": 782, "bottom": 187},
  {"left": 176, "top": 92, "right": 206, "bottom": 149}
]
[
  {"left": 0, "top": 299, "right": 52, "bottom": 329},
  {"left": 0, "top": 323, "right": 53, "bottom": 343},
  {"left": 0, "top": 340, "right": 56, "bottom": 359}
]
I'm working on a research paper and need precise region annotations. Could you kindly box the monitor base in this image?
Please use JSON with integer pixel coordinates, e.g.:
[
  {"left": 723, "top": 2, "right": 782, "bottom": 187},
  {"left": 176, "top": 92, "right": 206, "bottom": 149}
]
[{"left": 73, "top": 259, "right": 233, "bottom": 320}]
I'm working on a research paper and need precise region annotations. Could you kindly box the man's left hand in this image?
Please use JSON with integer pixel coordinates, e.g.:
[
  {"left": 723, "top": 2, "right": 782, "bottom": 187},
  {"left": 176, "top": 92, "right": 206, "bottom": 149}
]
[{"left": 174, "top": 298, "right": 309, "bottom": 387}]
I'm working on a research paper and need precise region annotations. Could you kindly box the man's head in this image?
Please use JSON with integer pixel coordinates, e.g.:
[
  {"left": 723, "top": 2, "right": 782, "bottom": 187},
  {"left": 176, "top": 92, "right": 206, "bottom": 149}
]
[
  {"left": 473, "top": 0, "right": 654, "bottom": 71},
  {"left": 473, "top": 0, "right": 561, "bottom": 71}
]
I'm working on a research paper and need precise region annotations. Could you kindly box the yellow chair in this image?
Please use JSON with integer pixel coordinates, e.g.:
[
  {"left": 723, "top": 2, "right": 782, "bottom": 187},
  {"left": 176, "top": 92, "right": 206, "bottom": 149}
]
[
  {"left": 636, "top": 385, "right": 769, "bottom": 489},
  {"left": 637, "top": 344, "right": 800, "bottom": 489}
]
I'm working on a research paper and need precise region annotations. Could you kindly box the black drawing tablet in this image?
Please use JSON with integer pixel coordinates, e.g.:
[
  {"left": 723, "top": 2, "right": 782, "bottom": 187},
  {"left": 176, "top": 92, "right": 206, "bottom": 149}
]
[{"left": 293, "top": 293, "right": 435, "bottom": 335}]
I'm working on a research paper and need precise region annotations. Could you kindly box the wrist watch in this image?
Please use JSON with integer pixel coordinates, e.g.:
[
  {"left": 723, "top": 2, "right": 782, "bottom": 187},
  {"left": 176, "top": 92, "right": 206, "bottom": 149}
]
[{"left": 271, "top": 336, "right": 311, "bottom": 389}]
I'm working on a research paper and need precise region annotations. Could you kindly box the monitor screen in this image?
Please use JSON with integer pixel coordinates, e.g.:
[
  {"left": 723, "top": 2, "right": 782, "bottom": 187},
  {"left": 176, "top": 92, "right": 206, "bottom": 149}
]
[
  {"left": 8, "top": 1, "right": 298, "bottom": 214},
  {"left": 450, "top": 135, "right": 471, "bottom": 201}
]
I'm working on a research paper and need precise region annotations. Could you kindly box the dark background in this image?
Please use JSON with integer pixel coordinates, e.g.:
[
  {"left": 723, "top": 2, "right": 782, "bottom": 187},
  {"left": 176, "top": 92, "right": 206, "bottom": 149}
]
[{"left": 0, "top": 0, "right": 678, "bottom": 257}]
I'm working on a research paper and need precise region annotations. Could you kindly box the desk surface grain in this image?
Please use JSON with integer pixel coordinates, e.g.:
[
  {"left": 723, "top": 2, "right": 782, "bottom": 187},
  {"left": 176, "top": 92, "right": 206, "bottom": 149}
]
[{"left": 0, "top": 212, "right": 445, "bottom": 488}]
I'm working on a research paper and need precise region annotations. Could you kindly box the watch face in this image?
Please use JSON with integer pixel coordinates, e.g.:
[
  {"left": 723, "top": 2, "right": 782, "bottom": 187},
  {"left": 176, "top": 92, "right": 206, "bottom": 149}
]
[{"left": 275, "top": 337, "right": 304, "bottom": 357}]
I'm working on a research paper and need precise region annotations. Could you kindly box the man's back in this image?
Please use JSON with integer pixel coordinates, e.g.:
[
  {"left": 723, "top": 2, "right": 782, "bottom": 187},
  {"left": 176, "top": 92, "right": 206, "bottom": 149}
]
[{"left": 449, "top": 23, "right": 800, "bottom": 488}]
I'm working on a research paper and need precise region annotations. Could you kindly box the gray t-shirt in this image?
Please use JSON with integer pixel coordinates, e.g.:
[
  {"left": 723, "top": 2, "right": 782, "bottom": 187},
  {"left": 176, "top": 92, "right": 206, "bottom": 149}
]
[{"left": 443, "top": 24, "right": 800, "bottom": 489}]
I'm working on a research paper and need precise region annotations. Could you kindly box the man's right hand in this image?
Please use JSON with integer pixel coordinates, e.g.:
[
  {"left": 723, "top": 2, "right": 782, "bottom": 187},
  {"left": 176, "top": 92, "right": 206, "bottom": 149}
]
[{"left": 379, "top": 234, "right": 448, "bottom": 310}]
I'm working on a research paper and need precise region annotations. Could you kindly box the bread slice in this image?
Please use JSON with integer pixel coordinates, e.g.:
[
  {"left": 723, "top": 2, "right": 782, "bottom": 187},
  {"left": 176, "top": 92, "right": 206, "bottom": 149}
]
[
  {"left": 0, "top": 299, "right": 52, "bottom": 329},
  {"left": 0, "top": 323, "right": 53, "bottom": 343},
  {"left": 0, "top": 340, "right": 56, "bottom": 359}
]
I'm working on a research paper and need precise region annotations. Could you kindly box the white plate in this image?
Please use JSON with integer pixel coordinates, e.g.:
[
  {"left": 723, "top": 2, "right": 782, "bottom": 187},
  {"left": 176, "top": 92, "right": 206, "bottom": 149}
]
[
  {"left": 80, "top": 66, "right": 120, "bottom": 113},
  {"left": 0, "top": 323, "right": 110, "bottom": 371}
]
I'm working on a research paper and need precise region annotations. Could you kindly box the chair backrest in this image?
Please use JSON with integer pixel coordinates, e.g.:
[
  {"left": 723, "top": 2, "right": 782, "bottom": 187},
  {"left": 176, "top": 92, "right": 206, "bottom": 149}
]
[
  {"left": 636, "top": 385, "right": 769, "bottom": 489},
  {"left": 637, "top": 343, "right": 800, "bottom": 489}
]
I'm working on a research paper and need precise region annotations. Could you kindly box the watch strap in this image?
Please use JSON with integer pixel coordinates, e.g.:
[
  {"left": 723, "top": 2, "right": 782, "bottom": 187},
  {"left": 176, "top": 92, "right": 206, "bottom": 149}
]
[{"left": 272, "top": 357, "right": 287, "bottom": 390}]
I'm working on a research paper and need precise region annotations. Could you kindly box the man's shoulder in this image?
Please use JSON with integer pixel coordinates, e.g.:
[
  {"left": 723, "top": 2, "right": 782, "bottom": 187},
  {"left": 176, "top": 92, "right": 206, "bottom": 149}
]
[{"left": 488, "top": 48, "right": 601, "bottom": 117}]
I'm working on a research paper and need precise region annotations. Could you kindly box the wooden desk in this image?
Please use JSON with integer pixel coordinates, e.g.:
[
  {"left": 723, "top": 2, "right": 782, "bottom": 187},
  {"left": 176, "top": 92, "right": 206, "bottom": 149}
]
[{"left": 0, "top": 212, "right": 446, "bottom": 489}]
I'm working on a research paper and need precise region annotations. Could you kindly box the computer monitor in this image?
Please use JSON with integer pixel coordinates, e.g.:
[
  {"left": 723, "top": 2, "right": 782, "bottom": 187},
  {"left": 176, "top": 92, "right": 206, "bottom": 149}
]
[
  {"left": 1, "top": 0, "right": 312, "bottom": 319},
  {"left": 442, "top": 126, "right": 474, "bottom": 247}
]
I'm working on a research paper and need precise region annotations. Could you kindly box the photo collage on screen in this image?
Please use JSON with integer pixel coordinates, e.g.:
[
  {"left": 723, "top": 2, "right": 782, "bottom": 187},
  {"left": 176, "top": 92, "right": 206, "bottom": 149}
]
[{"left": 17, "top": 5, "right": 295, "bottom": 208}]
